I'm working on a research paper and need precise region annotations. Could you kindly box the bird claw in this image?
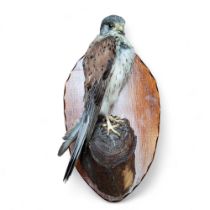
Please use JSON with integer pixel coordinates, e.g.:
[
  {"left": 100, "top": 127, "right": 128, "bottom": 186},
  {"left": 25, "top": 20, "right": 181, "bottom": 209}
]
[
  {"left": 109, "top": 115, "right": 125, "bottom": 124},
  {"left": 102, "top": 115, "right": 121, "bottom": 136}
]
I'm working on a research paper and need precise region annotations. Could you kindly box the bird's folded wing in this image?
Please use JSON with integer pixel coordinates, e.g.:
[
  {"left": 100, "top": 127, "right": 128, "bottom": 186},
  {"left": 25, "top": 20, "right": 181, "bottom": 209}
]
[
  {"left": 83, "top": 36, "right": 116, "bottom": 100},
  {"left": 61, "top": 36, "right": 118, "bottom": 181}
]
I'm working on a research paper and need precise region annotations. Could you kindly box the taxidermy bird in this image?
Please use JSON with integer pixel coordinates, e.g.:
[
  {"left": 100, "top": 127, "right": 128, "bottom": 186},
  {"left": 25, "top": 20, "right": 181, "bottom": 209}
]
[{"left": 58, "top": 15, "right": 135, "bottom": 182}]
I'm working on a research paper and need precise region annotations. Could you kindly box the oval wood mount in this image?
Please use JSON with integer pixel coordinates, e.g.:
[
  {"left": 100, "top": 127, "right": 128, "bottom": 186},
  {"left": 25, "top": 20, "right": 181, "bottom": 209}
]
[{"left": 64, "top": 55, "right": 160, "bottom": 202}]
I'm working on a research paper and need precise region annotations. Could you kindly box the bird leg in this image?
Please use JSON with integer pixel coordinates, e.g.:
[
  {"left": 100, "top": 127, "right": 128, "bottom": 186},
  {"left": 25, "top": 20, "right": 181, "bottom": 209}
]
[{"left": 102, "top": 115, "right": 121, "bottom": 136}]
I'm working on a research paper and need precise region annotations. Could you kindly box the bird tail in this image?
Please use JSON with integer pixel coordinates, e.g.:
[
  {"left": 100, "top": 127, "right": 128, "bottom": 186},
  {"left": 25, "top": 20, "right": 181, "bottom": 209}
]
[
  {"left": 57, "top": 121, "right": 81, "bottom": 156},
  {"left": 62, "top": 97, "right": 100, "bottom": 182}
]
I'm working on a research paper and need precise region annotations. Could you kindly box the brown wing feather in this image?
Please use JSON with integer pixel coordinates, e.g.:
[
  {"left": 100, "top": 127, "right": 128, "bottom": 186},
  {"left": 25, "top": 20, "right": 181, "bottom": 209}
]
[
  {"left": 83, "top": 36, "right": 116, "bottom": 94},
  {"left": 59, "top": 36, "right": 118, "bottom": 181}
]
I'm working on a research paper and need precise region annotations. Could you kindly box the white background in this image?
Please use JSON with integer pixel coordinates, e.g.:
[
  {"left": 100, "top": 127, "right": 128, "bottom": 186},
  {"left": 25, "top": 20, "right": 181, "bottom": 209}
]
[{"left": 0, "top": 0, "right": 209, "bottom": 209}]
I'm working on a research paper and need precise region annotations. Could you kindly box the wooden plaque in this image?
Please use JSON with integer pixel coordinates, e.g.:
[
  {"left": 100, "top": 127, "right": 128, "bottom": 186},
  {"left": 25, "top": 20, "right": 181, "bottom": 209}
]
[{"left": 63, "top": 55, "right": 160, "bottom": 201}]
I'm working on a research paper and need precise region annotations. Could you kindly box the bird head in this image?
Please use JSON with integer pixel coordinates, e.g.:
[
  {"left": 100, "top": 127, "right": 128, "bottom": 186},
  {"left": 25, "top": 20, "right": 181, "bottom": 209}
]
[{"left": 100, "top": 15, "right": 125, "bottom": 36}]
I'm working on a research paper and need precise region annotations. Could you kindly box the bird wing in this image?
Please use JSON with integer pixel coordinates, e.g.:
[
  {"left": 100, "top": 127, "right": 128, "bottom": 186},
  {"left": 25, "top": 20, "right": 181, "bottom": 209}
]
[
  {"left": 63, "top": 36, "right": 117, "bottom": 181},
  {"left": 83, "top": 36, "right": 116, "bottom": 100}
]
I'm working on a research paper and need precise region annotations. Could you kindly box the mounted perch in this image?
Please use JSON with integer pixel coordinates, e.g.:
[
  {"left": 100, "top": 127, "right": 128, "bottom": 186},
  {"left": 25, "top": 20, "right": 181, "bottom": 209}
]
[{"left": 77, "top": 117, "right": 136, "bottom": 200}]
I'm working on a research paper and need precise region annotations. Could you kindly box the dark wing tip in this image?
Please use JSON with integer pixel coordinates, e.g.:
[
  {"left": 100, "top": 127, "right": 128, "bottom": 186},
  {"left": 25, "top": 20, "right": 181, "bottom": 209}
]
[
  {"left": 63, "top": 159, "right": 75, "bottom": 182},
  {"left": 63, "top": 177, "right": 68, "bottom": 183}
]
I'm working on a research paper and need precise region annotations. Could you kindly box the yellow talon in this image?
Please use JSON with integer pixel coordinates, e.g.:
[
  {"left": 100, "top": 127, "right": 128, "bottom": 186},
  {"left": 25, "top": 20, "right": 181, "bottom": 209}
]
[
  {"left": 102, "top": 116, "right": 121, "bottom": 136},
  {"left": 108, "top": 115, "right": 124, "bottom": 124}
]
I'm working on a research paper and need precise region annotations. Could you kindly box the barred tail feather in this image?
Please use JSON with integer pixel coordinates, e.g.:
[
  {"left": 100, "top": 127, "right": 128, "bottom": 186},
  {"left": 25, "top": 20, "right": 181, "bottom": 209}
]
[
  {"left": 63, "top": 114, "right": 90, "bottom": 182},
  {"left": 58, "top": 122, "right": 81, "bottom": 156},
  {"left": 63, "top": 97, "right": 100, "bottom": 182}
]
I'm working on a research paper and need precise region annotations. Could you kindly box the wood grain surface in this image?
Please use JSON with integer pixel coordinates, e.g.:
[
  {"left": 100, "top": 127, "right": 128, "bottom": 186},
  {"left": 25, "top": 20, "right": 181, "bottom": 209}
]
[{"left": 63, "top": 55, "right": 160, "bottom": 201}]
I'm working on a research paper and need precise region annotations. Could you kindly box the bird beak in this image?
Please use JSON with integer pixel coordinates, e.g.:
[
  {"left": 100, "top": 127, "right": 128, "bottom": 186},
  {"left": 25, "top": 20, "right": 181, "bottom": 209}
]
[{"left": 115, "top": 24, "right": 124, "bottom": 33}]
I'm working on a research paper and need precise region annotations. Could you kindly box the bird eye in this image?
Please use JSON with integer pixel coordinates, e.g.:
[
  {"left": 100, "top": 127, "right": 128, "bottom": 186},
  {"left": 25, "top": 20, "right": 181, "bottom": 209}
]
[{"left": 108, "top": 23, "right": 114, "bottom": 28}]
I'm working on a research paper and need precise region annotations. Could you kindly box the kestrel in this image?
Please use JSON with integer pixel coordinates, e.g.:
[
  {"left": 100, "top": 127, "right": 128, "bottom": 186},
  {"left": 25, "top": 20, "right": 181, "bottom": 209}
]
[{"left": 58, "top": 15, "right": 135, "bottom": 182}]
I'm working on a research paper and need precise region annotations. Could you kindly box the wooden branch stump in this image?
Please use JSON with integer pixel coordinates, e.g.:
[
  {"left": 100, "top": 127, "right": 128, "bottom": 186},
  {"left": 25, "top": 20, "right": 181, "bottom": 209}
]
[{"left": 79, "top": 117, "right": 136, "bottom": 199}]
